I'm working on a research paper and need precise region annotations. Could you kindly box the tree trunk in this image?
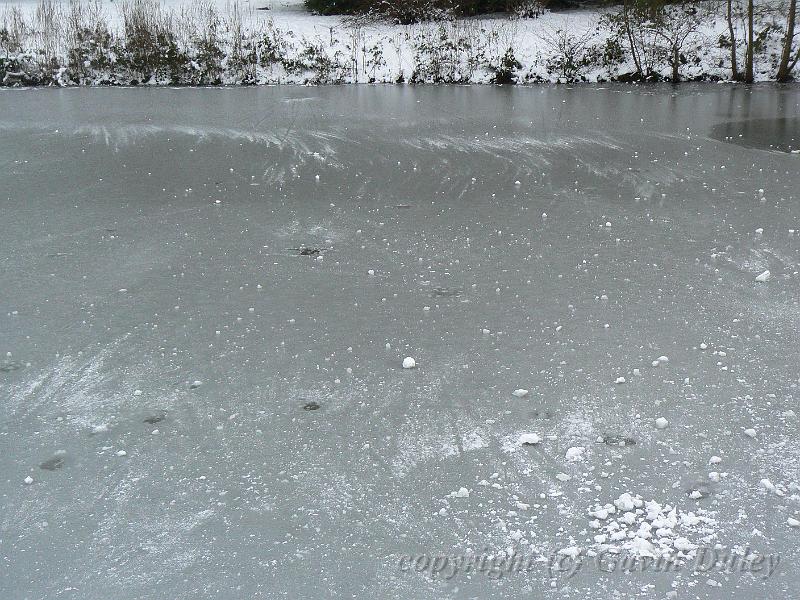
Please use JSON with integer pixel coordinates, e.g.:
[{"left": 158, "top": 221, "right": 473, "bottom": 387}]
[
  {"left": 777, "top": 0, "right": 797, "bottom": 81},
  {"left": 727, "top": 0, "right": 741, "bottom": 80},
  {"left": 744, "top": 0, "right": 754, "bottom": 82},
  {"left": 672, "top": 46, "right": 680, "bottom": 81},
  {"left": 623, "top": 2, "right": 643, "bottom": 77}
]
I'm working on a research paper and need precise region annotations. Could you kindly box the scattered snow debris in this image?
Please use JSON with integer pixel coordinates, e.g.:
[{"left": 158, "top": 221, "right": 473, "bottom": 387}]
[
  {"left": 755, "top": 228, "right": 764, "bottom": 234},
  {"left": 24, "top": 476, "right": 33, "bottom": 485},
  {"left": 788, "top": 518, "right": 800, "bottom": 528},
  {"left": 190, "top": 380, "right": 203, "bottom": 389},
  {"left": 656, "top": 355, "right": 669, "bottom": 363},
  {"left": 614, "top": 376, "right": 627, "bottom": 384},
  {"left": 514, "top": 180, "right": 521, "bottom": 186},
  {"left": 586, "top": 495, "right": 717, "bottom": 560},
  {"left": 710, "top": 456, "right": 722, "bottom": 464},
  {"left": 700, "top": 342, "right": 708, "bottom": 350},
  {"left": 689, "top": 490, "right": 704, "bottom": 499},
  {"left": 133, "top": 389, "right": 142, "bottom": 396},
  {"left": 760, "top": 478, "right": 776, "bottom": 492},
  {"left": 116, "top": 450, "right": 127, "bottom": 457},
  {"left": 755, "top": 270, "right": 771, "bottom": 282},
  {"left": 655, "top": 417, "right": 670, "bottom": 429},
  {"left": 91, "top": 424, "right": 109, "bottom": 434},
  {"left": 744, "top": 428, "right": 757, "bottom": 439},
  {"left": 556, "top": 473, "right": 572, "bottom": 482},
  {"left": 518, "top": 433, "right": 542, "bottom": 446},
  {"left": 367, "top": 269, "right": 375, "bottom": 276},
  {"left": 565, "top": 447, "right": 586, "bottom": 462},
  {"left": 512, "top": 388, "right": 529, "bottom": 397},
  {"left": 449, "top": 487, "right": 470, "bottom": 498},
  {"left": 708, "top": 472, "right": 721, "bottom": 483},
  {"left": 402, "top": 357, "right": 416, "bottom": 369}
]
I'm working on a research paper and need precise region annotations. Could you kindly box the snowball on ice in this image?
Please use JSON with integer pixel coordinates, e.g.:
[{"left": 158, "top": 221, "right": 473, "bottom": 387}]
[
  {"left": 451, "top": 487, "right": 470, "bottom": 498},
  {"left": 565, "top": 447, "right": 586, "bottom": 462},
  {"left": 24, "top": 476, "right": 33, "bottom": 485},
  {"left": 512, "top": 388, "right": 529, "bottom": 397},
  {"left": 755, "top": 270, "right": 771, "bottom": 282},
  {"left": 402, "top": 357, "right": 416, "bottom": 369},
  {"left": 655, "top": 417, "right": 669, "bottom": 429},
  {"left": 614, "top": 493, "right": 643, "bottom": 512}
]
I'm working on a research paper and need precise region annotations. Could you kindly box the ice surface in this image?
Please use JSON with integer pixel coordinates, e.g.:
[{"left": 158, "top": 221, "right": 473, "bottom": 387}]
[{"left": 1, "top": 85, "right": 800, "bottom": 599}]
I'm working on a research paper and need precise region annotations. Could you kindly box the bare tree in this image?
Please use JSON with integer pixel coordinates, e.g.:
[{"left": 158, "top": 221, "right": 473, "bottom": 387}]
[
  {"left": 604, "top": 0, "right": 705, "bottom": 81},
  {"left": 777, "top": 0, "right": 799, "bottom": 80},
  {"left": 744, "top": 0, "right": 754, "bottom": 81},
  {"left": 603, "top": 0, "right": 661, "bottom": 79},
  {"left": 645, "top": 1, "right": 707, "bottom": 82},
  {"left": 726, "top": 0, "right": 742, "bottom": 79}
]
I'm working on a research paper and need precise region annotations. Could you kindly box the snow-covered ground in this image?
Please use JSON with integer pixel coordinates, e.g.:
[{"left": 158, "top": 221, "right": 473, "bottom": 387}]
[
  {"left": 1, "top": 84, "right": 799, "bottom": 599},
  {"left": 0, "top": 0, "right": 794, "bottom": 84}
]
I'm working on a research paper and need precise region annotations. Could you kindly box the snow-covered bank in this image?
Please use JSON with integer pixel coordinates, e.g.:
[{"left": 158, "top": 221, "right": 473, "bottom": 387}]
[{"left": 0, "top": 0, "right": 796, "bottom": 85}]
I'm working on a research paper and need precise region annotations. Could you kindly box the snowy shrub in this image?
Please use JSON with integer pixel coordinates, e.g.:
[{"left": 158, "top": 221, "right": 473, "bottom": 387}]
[
  {"left": 65, "top": 24, "right": 114, "bottom": 82},
  {"left": 585, "top": 36, "right": 626, "bottom": 76},
  {"left": 254, "top": 21, "right": 294, "bottom": 68},
  {"left": 182, "top": 3, "right": 226, "bottom": 84},
  {"left": 410, "top": 21, "right": 486, "bottom": 82},
  {"left": 117, "top": 0, "right": 186, "bottom": 83},
  {"left": 306, "top": 0, "right": 459, "bottom": 23},
  {"left": 488, "top": 46, "right": 521, "bottom": 83},
  {"left": 305, "top": 0, "right": 540, "bottom": 21},
  {"left": 283, "top": 39, "right": 347, "bottom": 83},
  {"left": 539, "top": 25, "right": 595, "bottom": 81},
  {"left": 362, "top": 40, "right": 387, "bottom": 82},
  {"left": 510, "top": 0, "right": 545, "bottom": 19},
  {"left": 64, "top": 0, "right": 114, "bottom": 83}
]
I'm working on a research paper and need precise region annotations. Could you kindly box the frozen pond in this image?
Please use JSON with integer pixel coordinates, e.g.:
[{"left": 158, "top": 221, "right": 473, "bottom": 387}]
[{"left": 1, "top": 85, "right": 800, "bottom": 599}]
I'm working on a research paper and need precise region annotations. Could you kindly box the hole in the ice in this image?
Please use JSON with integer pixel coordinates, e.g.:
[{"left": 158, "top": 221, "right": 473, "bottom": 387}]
[
  {"left": 302, "top": 401, "right": 321, "bottom": 411},
  {"left": 710, "top": 117, "right": 800, "bottom": 153}
]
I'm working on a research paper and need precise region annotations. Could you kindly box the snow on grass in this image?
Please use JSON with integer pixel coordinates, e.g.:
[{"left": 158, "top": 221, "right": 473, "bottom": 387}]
[{"left": 0, "top": 0, "right": 793, "bottom": 84}]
